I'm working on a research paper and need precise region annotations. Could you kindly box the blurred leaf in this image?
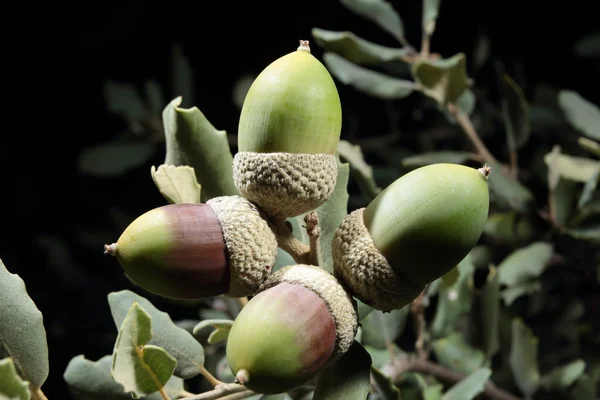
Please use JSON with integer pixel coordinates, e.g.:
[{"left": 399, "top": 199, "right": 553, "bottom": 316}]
[
  {"left": 316, "top": 160, "right": 350, "bottom": 272},
  {"left": 574, "top": 32, "right": 600, "bottom": 57},
  {"left": 501, "top": 281, "right": 541, "bottom": 307},
  {"left": 144, "top": 80, "right": 165, "bottom": 115},
  {"left": 487, "top": 161, "right": 535, "bottom": 213},
  {"left": 192, "top": 320, "right": 233, "bottom": 344},
  {"left": 478, "top": 266, "right": 500, "bottom": 360},
  {"left": 360, "top": 307, "right": 409, "bottom": 350},
  {"left": 468, "top": 245, "right": 492, "bottom": 269},
  {"left": 64, "top": 355, "right": 184, "bottom": 400},
  {"left": 441, "top": 368, "right": 491, "bottom": 400},
  {"left": 78, "top": 141, "right": 157, "bottom": 177},
  {"left": 412, "top": 53, "right": 469, "bottom": 106},
  {"left": 111, "top": 302, "right": 177, "bottom": 398},
  {"left": 442, "top": 89, "right": 477, "bottom": 124},
  {"left": 541, "top": 359, "right": 586, "bottom": 392},
  {"left": 401, "top": 151, "right": 475, "bottom": 168},
  {"left": 473, "top": 34, "right": 490, "bottom": 69},
  {"left": 558, "top": 90, "right": 600, "bottom": 140},
  {"left": 422, "top": 0, "right": 441, "bottom": 36},
  {"left": 274, "top": 247, "right": 297, "bottom": 273},
  {"left": 150, "top": 164, "right": 201, "bottom": 204},
  {"left": 529, "top": 105, "right": 564, "bottom": 131},
  {"left": 0, "top": 358, "right": 30, "bottom": 400},
  {"left": 578, "top": 163, "right": 600, "bottom": 209},
  {"left": 371, "top": 367, "right": 401, "bottom": 400},
  {"left": 103, "top": 80, "right": 146, "bottom": 121},
  {"left": 509, "top": 318, "right": 541, "bottom": 398},
  {"left": 324, "top": 53, "right": 417, "bottom": 99},
  {"left": 313, "top": 341, "right": 372, "bottom": 400},
  {"left": 363, "top": 345, "right": 399, "bottom": 369},
  {"left": 338, "top": 140, "right": 381, "bottom": 200},
  {"left": 431, "top": 257, "right": 474, "bottom": 338},
  {"left": 578, "top": 137, "right": 600, "bottom": 157},
  {"left": 312, "top": 28, "right": 412, "bottom": 65},
  {"left": 553, "top": 178, "right": 579, "bottom": 227},
  {"left": 0, "top": 259, "right": 49, "bottom": 388},
  {"left": 432, "top": 333, "right": 485, "bottom": 375},
  {"left": 501, "top": 74, "right": 530, "bottom": 150},
  {"left": 171, "top": 44, "right": 194, "bottom": 108},
  {"left": 497, "top": 242, "right": 553, "bottom": 287},
  {"left": 544, "top": 147, "right": 600, "bottom": 182},
  {"left": 423, "top": 385, "right": 444, "bottom": 400},
  {"left": 357, "top": 299, "right": 375, "bottom": 321},
  {"left": 568, "top": 374, "right": 597, "bottom": 400},
  {"left": 483, "top": 211, "right": 535, "bottom": 245},
  {"left": 232, "top": 73, "right": 255, "bottom": 110},
  {"left": 339, "top": 0, "right": 405, "bottom": 43},
  {"left": 108, "top": 290, "right": 204, "bottom": 379},
  {"left": 162, "top": 96, "right": 239, "bottom": 201},
  {"left": 565, "top": 225, "right": 600, "bottom": 243}
]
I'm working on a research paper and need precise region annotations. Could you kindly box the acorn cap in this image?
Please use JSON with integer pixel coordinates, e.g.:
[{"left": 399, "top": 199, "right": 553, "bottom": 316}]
[
  {"left": 257, "top": 264, "right": 358, "bottom": 360},
  {"left": 233, "top": 151, "right": 338, "bottom": 218},
  {"left": 207, "top": 195, "right": 278, "bottom": 297},
  {"left": 237, "top": 40, "right": 342, "bottom": 155}
]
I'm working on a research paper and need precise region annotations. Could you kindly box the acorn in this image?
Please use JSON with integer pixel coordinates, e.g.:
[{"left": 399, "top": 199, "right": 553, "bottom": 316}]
[
  {"left": 104, "top": 195, "right": 277, "bottom": 299},
  {"left": 332, "top": 163, "right": 491, "bottom": 312},
  {"left": 233, "top": 40, "right": 342, "bottom": 218},
  {"left": 226, "top": 264, "right": 358, "bottom": 394}
]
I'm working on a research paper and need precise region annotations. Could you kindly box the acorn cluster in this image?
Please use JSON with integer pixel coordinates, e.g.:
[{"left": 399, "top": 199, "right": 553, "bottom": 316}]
[{"left": 104, "top": 40, "right": 491, "bottom": 395}]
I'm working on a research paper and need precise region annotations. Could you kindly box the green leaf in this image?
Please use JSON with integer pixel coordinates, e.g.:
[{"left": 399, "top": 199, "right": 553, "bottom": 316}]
[
  {"left": 422, "top": 0, "right": 441, "bottom": 36},
  {"left": 578, "top": 137, "right": 600, "bottom": 157},
  {"left": 313, "top": 341, "right": 372, "bottom": 400},
  {"left": 509, "top": 318, "right": 541, "bottom": 398},
  {"left": 371, "top": 367, "right": 401, "bottom": 400},
  {"left": 103, "top": 80, "right": 146, "bottom": 121},
  {"left": 311, "top": 28, "right": 412, "bottom": 65},
  {"left": 565, "top": 225, "right": 600, "bottom": 243},
  {"left": 501, "top": 74, "right": 530, "bottom": 150},
  {"left": 192, "top": 320, "right": 233, "bottom": 344},
  {"left": 78, "top": 141, "right": 157, "bottom": 177},
  {"left": 273, "top": 247, "right": 297, "bottom": 273},
  {"left": 423, "top": 384, "right": 444, "bottom": 400},
  {"left": 558, "top": 90, "right": 600, "bottom": 140},
  {"left": 363, "top": 345, "right": 397, "bottom": 370},
  {"left": 401, "top": 151, "right": 475, "bottom": 168},
  {"left": 323, "top": 53, "right": 417, "bottom": 100},
  {"left": 337, "top": 140, "right": 381, "bottom": 201},
  {"left": 500, "top": 281, "right": 541, "bottom": 306},
  {"left": 543, "top": 147, "right": 600, "bottom": 182},
  {"left": 0, "top": 358, "right": 30, "bottom": 400},
  {"left": 111, "top": 302, "right": 177, "bottom": 398},
  {"left": 316, "top": 159, "right": 350, "bottom": 272},
  {"left": 432, "top": 333, "right": 485, "bottom": 375},
  {"left": 482, "top": 211, "right": 535, "bottom": 245},
  {"left": 150, "top": 164, "right": 201, "bottom": 204},
  {"left": 360, "top": 306, "right": 409, "bottom": 350},
  {"left": 574, "top": 32, "right": 600, "bottom": 57},
  {"left": 497, "top": 242, "right": 553, "bottom": 287},
  {"left": 412, "top": 53, "right": 470, "bottom": 106},
  {"left": 541, "top": 359, "right": 586, "bottom": 392},
  {"left": 108, "top": 290, "right": 204, "bottom": 379},
  {"left": 478, "top": 266, "right": 500, "bottom": 360},
  {"left": 487, "top": 161, "right": 535, "bottom": 213},
  {"left": 171, "top": 43, "right": 194, "bottom": 108},
  {"left": 162, "top": 96, "right": 239, "bottom": 202},
  {"left": 431, "top": 257, "right": 474, "bottom": 338},
  {"left": 144, "top": 80, "right": 165, "bottom": 115},
  {"left": 0, "top": 259, "right": 49, "bottom": 388},
  {"left": 568, "top": 374, "right": 597, "bottom": 400},
  {"left": 441, "top": 368, "right": 491, "bottom": 400},
  {"left": 357, "top": 299, "right": 375, "bottom": 321},
  {"left": 339, "top": 0, "right": 405, "bottom": 43}
]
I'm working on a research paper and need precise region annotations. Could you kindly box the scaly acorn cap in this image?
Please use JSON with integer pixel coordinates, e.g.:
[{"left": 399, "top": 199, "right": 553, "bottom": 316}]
[
  {"left": 233, "top": 40, "right": 342, "bottom": 218},
  {"left": 105, "top": 195, "right": 277, "bottom": 299},
  {"left": 333, "top": 163, "right": 491, "bottom": 312}
]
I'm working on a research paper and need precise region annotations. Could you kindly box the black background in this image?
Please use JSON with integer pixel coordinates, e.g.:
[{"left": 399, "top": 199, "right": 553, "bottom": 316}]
[{"left": 9, "top": 0, "right": 599, "bottom": 397}]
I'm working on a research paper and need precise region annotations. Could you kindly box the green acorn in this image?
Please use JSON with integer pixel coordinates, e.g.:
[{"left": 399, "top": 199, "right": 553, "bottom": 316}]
[
  {"left": 226, "top": 264, "right": 358, "bottom": 394},
  {"left": 104, "top": 195, "right": 277, "bottom": 299},
  {"left": 233, "top": 40, "right": 342, "bottom": 218},
  {"left": 332, "top": 163, "right": 491, "bottom": 312}
]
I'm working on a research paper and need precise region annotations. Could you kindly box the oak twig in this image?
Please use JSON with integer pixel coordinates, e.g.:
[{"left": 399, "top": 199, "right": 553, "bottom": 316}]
[
  {"left": 30, "top": 387, "right": 48, "bottom": 400},
  {"left": 198, "top": 364, "right": 223, "bottom": 387},
  {"left": 447, "top": 102, "right": 499, "bottom": 165},
  {"left": 272, "top": 218, "right": 310, "bottom": 264},
  {"left": 410, "top": 291, "right": 429, "bottom": 360},
  {"left": 303, "top": 211, "right": 321, "bottom": 266},
  {"left": 182, "top": 383, "right": 253, "bottom": 400}
]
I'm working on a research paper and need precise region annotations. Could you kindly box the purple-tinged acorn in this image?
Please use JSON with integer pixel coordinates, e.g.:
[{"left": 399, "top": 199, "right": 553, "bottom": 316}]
[{"left": 104, "top": 195, "right": 277, "bottom": 299}]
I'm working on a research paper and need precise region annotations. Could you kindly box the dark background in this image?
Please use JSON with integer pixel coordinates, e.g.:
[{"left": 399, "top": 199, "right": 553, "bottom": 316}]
[{"left": 9, "top": 0, "right": 599, "bottom": 397}]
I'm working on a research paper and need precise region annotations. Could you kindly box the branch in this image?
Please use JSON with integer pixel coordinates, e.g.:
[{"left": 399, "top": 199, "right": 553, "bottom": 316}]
[
  {"left": 271, "top": 213, "right": 322, "bottom": 266},
  {"left": 199, "top": 364, "right": 223, "bottom": 387},
  {"left": 182, "top": 383, "right": 254, "bottom": 400},
  {"left": 389, "top": 357, "right": 521, "bottom": 400},
  {"left": 410, "top": 291, "right": 429, "bottom": 360},
  {"left": 30, "top": 387, "right": 48, "bottom": 400},
  {"left": 447, "top": 102, "right": 499, "bottom": 166},
  {"left": 303, "top": 211, "right": 321, "bottom": 266}
]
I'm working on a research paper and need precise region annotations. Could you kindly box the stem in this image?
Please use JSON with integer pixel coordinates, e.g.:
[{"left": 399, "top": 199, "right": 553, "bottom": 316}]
[
  {"left": 447, "top": 102, "right": 499, "bottom": 165},
  {"left": 421, "top": 34, "right": 431, "bottom": 58},
  {"left": 391, "top": 358, "right": 520, "bottom": 400},
  {"left": 304, "top": 211, "right": 321, "bottom": 266},
  {"left": 182, "top": 383, "right": 251, "bottom": 400},
  {"left": 271, "top": 218, "right": 311, "bottom": 264},
  {"left": 199, "top": 364, "right": 223, "bottom": 387},
  {"left": 508, "top": 148, "right": 518, "bottom": 179},
  {"left": 30, "top": 386, "right": 48, "bottom": 400},
  {"left": 219, "top": 390, "right": 255, "bottom": 400},
  {"left": 159, "top": 386, "right": 172, "bottom": 400},
  {"left": 410, "top": 291, "right": 429, "bottom": 360}
]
